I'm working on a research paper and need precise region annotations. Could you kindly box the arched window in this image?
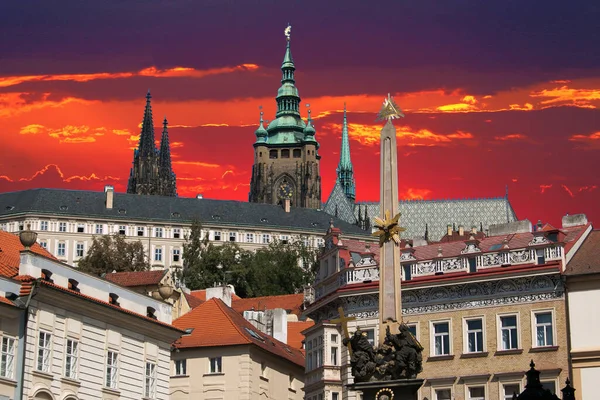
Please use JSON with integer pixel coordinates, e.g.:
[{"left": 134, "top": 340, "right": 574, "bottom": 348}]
[
  {"left": 293, "top": 149, "right": 301, "bottom": 158},
  {"left": 269, "top": 150, "right": 278, "bottom": 159},
  {"left": 281, "top": 149, "right": 290, "bottom": 158}
]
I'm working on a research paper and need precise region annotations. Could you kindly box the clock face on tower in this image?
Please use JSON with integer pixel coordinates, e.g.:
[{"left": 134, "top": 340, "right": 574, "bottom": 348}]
[{"left": 278, "top": 180, "right": 294, "bottom": 200}]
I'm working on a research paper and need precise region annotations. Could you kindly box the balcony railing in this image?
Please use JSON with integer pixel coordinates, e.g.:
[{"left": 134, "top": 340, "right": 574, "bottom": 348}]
[{"left": 310, "top": 266, "right": 380, "bottom": 303}]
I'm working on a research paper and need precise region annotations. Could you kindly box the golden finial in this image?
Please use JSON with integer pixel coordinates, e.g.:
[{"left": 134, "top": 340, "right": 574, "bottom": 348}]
[{"left": 284, "top": 24, "right": 292, "bottom": 41}]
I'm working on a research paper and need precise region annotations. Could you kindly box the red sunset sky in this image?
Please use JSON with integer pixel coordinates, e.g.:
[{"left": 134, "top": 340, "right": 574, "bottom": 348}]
[{"left": 0, "top": 1, "right": 598, "bottom": 227}]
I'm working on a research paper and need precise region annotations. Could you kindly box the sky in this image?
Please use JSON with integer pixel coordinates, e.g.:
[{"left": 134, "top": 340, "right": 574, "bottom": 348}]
[{"left": 0, "top": 0, "right": 599, "bottom": 227}]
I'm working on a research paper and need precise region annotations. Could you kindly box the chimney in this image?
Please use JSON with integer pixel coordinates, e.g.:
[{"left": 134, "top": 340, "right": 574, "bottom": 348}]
[
  {"left": 104, "top": 185, "right": 114, "bottom": 209},
  {"left": 283, "top": 198, "right": 291, "bottom": 213},
  {"left": 447, "top": 225, "right": 452, "bottom": 236},
  {"left": 458, "top": 225, "right": 464, "bottom": 236},
  {"left": 471, "top": 226, "right": 477, "bottom": 234},
  {"left": 206, "top": 285, "right": 233, "bottom": 307},
  {"left": 562, "top": 213, "right": 588, "bottom": 228},
  {"left": 268, "top": 308, "right": 288, "bottom": 344}
]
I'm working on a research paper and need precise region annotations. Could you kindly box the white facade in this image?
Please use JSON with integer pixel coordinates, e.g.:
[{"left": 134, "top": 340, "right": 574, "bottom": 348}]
[{"left": 0, "top": 250, "right": 182, "bottom": 400}]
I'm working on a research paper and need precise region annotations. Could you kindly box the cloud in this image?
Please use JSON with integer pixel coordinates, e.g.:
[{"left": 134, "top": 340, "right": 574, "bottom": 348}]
[
  {"left": 494, "top": 134, "right": 528, "bottom": 141},
  {"left": 19, "top": 124, "right": 46, "bottom": 135},
  {"left": 112, "top": 129, "right": 131, "bottom": 136},
  {"left": 403, "top": 188, "right": 432, "bottom": 200},
  {"left": 569, "top": 131, "right": 600, "bottom": 149},
  {"left": 561, "top": 184, "right": 574, "bottom": 198},
  {"left": 578, "top": 185, "right": 597, "bottom": 192},
  {"left": 173, "top": 161, "right": 221, "bottom": 168},
  {"left": 539, "top": 184, "right": 552, "bottom": 194},
  {"left": 0, "top": 93, "right": 97, "bottom": 118},
  {"left": 530, "top": 86, "right": 600, "bottom": 108}
]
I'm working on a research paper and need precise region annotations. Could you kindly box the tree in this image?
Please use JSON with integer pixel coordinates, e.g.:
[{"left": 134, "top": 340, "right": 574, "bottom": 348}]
[{"left": 78, "top": 234, "right": 149, "bottom": 276}]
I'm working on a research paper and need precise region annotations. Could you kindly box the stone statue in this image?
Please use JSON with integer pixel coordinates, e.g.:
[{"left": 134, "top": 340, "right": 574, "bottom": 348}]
[{"left": 344, "top": 324, "right": 423, "bottom": 383}]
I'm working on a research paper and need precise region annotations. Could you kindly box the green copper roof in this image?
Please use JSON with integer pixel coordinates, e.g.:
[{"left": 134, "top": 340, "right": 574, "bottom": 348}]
[
  {"left": 282, "top": 40, "right": 294, "bottom": 69},
  {"left": 337, "top": 104, "right": 355, "bottom": 200}
]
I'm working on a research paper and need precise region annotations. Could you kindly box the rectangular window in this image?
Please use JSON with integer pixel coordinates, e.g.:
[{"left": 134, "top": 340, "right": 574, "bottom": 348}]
[
  {"left": 403, "top": 264, "right": 412, "bottom": 281},
  {"left": 500, "top": 315, "right": 519, "bottom": 350},
  {"left": 59, "top": 222, "right": 67, "bottom": 232},
  {"left": 468, "top": 386, "right": 485, "bottom": 400},
  {"left": 214, "top": 231, "right": 222, "bottom": 241},
  {"left": 175, "top": 359, "right": 187, "bottom": 376},
  {"left": 76, "top": 243, "right": 84, "bottom": 258},
  {"left": 466, "top": 318, "right": 484, "bottom": 353},
  {"left": 173, "top": 249, "right": 180, "bottom": 262},
  {"left": 331, "top": 346, "right": 338, "bottom": 366},
  {"left": 280, "top": 235, "right": 289, "bottom": 244},
  {"left": 503, "top": 383, "right": 520, "bottom": 400},
  {"left": 155, "top": 227, "right": 163, "bottom": 238},
  {"left": 154, "top": 248, "right": 162, "bottom": 262},
  {"left": 332, "top": 393, "right": 339, "bottom": 400},
  {"left": 246, "top": 233, "right": 254, "bottom": 243},
  {"left": 64, "top": 339, "right": 78, "bottom": 379},
  {"left": 144, "top": 362, "right": 157, "bottom": 398},
  {"left": 534, "top": 311, "right": 554, "bottom": 347},
  {"left": 363, "top": 329, "right": 375, "bottom": 346},
  {"left": 77, "top": 224, "right": 85, "bottom": 233},
  {"left": 95, "top": 224, "right": 103, "bottom": 234},
  {"left": 57, "top": 242, "right": 66, "bottom": 257},
  {"left": 173, "top": 228, "right": 181, "bottom": 239},
  {"left": 468, "top": 257, "right": 477, "bottom": 272},
  {"left": 536, "top": 248, "right": 545, "bottom": 264},
  {"left": 541, "top": 381, "right": 556, "bottom": 394},
  {"left": 229, "top": 232, "right": 236, "bottom": 242},
  {"left": 433, "top": 321, "right": 451, "bottom": 356},
  {"left": 118, "top": 225, "right": 126, "bottom": 235},
  {"left": 293, "top": 149, "right": 301, "bottom": 158},
  {"left": 262, "top": 234, "right": 270, "bottom": 244},
  {"left": 37, "top": 331, "right": 52, "bottom": 372},
  {"left": 406, "top": 324, "right": 418, "bottom": 339},
  {"left": 39, "top": 240, "right": 47, "bottom": 249},
  {"left": 435, "top": 389, "right": 452, "bottom": 400},
  {"left": 106, "top": 351, "right": 118, "bottom": 389},
  {"left": 137, "top": 227, "right": 144, "bottom": 236},
  {"left": 281, "top": 149, "right": 290, "bottom": 158},
  {"left": 209, "top": 356, "right": 222, "bottom": 373},
  {"left": 1, "top": 337, "right": 15, "bottom": 379},
  {"left": 40, "top": 221, "right": 48, "bottom": 231},
  {"left": 317, "top": 238, "right": 325, "bottom": 247}
]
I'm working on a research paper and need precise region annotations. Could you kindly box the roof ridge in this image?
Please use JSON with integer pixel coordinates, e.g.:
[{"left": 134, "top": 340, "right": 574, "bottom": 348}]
[{"left": 211, "top": 298, "right": 252, "bottom": 344}]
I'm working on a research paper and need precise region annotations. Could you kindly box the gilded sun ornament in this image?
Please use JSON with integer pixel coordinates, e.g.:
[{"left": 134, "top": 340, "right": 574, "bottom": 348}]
[
  {"left": 372, "top": 210, "right": 405, "bottom": 247},
  {"left": 376, "top": 93, "right": 404, "bottom": 121}
]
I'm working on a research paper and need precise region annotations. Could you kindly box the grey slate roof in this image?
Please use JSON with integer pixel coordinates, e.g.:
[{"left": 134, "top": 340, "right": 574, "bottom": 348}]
[
  {"left": 0, "top": 189, "right": 369, "bottom": 237},
  {"left": 323, "top": 180, "right": 355, "bottom": 221}
]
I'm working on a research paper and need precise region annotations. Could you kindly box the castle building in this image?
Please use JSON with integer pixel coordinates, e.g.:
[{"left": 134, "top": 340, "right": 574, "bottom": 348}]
[
  {"left": 302, "top": 214, "right": 592, "bottom": 400},
  {"left": 127, "top": 91, "right": 177, "bottom": 197},
  {"left": 249, "top": 30, "right": 322, "bottom": 209},
  {"left": 323, "top": 108, "right": 518, "bottom": 241}
]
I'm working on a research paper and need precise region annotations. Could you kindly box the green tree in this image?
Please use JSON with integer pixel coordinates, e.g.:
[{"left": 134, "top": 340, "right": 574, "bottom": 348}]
[{"left": 78, "top": 234, "right": 148, "bottom": 276}]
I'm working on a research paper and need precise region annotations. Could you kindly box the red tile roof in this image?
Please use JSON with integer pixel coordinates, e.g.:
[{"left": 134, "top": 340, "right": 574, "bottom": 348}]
[
  {"left": 565, "top": 230, "right": 600, "bottom": 276},
  {"left": 288, "top": 321, "right": 313, "bottom": 351},
  {"left": 0, "top": 296, "right": 14, "bottom": 306},
  {"left": 104, "top": 270, "right": 167, "bottom": 287},
  {"left": 184, "top": 292, "right": 204, "bottom": 309},
  {"left": 173, "top": 298, "right": 305, "bottom": 367},
  {"left": 0, "top": 231, "right": 57, "bottom": 278},
  {"left": 232, "top": 293, "right": 304, "bottom": 316}
]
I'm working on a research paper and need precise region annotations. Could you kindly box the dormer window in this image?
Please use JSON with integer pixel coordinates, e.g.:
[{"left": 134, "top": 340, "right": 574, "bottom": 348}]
[
  {"left": 109, "top": 293, "right": 120, "bottom": 307},
  {"left": 41, "top": 269, "right": 53, "bottom": 283},
  {"left": 68, "top": 279, "right": 80, "bottom": 293},
  {"left": 147, "top": 307, "right": 157, "bottom": 320}
]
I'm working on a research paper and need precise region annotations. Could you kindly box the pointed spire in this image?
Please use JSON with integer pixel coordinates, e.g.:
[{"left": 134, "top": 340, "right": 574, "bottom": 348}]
[
  {"left": 158, "top": 116, "right": 177, "bottom": 196},
  {"left": 275, "top": 24, "right": 300, "bottom": 118},
  {"left": 138, "top": 90, "right": 156, "bottom": 157},
  {"left": 254, "top": 106, "right": 268, "bottom": 141},
  {"left": 337, "top": 103, "right": 356, "bottom": 201},
  {"left": 159, "top": 117, "right": 172, "bottom": 171}
]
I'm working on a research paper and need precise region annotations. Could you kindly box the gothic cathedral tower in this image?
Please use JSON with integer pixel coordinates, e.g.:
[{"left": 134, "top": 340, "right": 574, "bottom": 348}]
[{"left": 248, "top": 27, "right": 322, "bottom": 209}]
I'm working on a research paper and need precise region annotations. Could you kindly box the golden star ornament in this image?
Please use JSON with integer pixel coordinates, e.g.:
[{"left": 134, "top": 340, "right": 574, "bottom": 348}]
[{"left": 372, "top": 210, "right": 405, "bottom": 247}]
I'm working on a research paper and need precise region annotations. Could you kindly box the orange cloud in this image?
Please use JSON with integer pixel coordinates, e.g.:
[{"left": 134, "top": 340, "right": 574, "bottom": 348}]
[
  {"left": 530, "top": 86, "right": 600, "bottom": 108},
  {"left": 569, "top": 131, "right": 600, "bottom": 149},
  {"left": 19, "top": 124, "right": 46, "bottom": 134},
  {"left": 112, "top": 129, "right": 131, "bottom": 136},
  {"left": 0, "top": 93, "right": 97, "bottom": 118},
  {"left": 508, "top": 103, "right": 534, "bottom": 110},
  {"left": 18, "top": 124, "right": 106, "bottom": 144},
  {"left": 494, "top": 134, "right": 527, "bottom": 141},
  {"left": 578, "top": 185, "right": 598, "bottom": 192},
  {"left": 0, "top": 64, "right": 260, "bottom": 88},
  {"left": 540, "top": 184, "right": 552, "bottom": 194},
  {"left": 0, "top": 164, "right": 120, "bottom": 183},
  {"left": 403, "top": 188, "right": 432, "bottom": 200}
]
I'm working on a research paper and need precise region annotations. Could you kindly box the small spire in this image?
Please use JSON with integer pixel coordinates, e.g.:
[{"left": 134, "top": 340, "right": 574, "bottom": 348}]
[
  {"left": 254, "top": 105, "right": 268, "bottom": 140},
  {"left": 337, "top": 103, "right": 355, "bottom": 201},
  {"left": 138, "top": 90, "right": 156, "bottom": 157}
]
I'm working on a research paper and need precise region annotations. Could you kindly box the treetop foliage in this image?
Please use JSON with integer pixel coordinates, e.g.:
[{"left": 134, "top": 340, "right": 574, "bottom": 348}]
[{"left": 78, "top": 234, "right": 149, "bottom": 276}]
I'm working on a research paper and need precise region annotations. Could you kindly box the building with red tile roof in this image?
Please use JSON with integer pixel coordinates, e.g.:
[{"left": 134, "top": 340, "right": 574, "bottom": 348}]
[
  {"left": 564, "top": 229, "right": 600, "bottom": 398},
  {"left": 232, "top": 293, "right": 305, "bottom": 316},
  {"left": 302, "top": 214, "right": 592, "bottom": 400},
  {"left": 0, "top": 229, "right": 183, "bottom": 399},
  {"left": 170, "top": 297, "right": 305, "bottom": 400}
]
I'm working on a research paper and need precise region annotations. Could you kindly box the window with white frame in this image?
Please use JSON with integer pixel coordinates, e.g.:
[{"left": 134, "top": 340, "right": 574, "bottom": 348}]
[
  {"left": 155, "top": 227, "right": 163, "bottom": 238},
  {"left": 154, "top": 248, "right": 162, "bottom": 262},
  {"left": 174, "top": 359, "right": 187, "bottom": 376},
  {"left": 59, "top": 222, "right": 67, "bottom": 232},
  {"left": 118, "top": 225, "right": 126, "bottom": 235},
  {"left": 363, "top": 329, "right": 375, "bottom": 346},
  {"left": 330, "top": 334, "right": 339, "bottom": 366},
  {"left": 435, "top": 388, "right": 452, "bottom": 400},
  {"left": 541, "top": 380, "right": 556, "bottom": 394},
  {"left": 503, "top": 383, "right": 521, "bottom": 400},
  {"left": 302, "top": 237, "right": 310, "bottom": 247},
  {"left": 229, "top": 232, "right": 236, "bottom": 242},
  {"left": 533, "top": 311, "right": 554, "bottom": 347},
  {"left": 332, "top": 393, "right": 339, "bottom": 400},
  {"left": 465, "top": 318, "right": 484, "bottom": 353},
  {"left": 406, "top": 323, "right": 418, "bottom": 339},
  {"left": 214, "top": 231, "right": 222, "bottom": 241},
  {"left": 95, "top": 224, "right": 103, "bottom": 234},
  {"left": 106, "top": 350, "right": 118, "bottom": 388},
  {"left": 37, "top": 331, "right": 52, "bottom": 372},
  {"left": 75, "top": 243, "right": 84, "bottom": 258},
  {"left": 307, "top": 339, "right": 313, "bottom": 370},
  {"left": 246, "top": 233, "right": 254, "bottom": 243},
  {"left": 432, "top": 321, "right": 451, "bottom": 356},
  {"left": 1, "top": 336, "right": 15, "bottom": 379},
  {"left": 499, "top": 314, "right": 519, "bottom": 350},
  {"left": 262, "top": 234, "right": 270, "bottom": 244},
  {"left": 280, "top": 235, "right": 289, "bottom": 244},
  {"left": 209, "top": 356, "right": 222, "bottom": 373},
  {"left": 64, "top": 339, "right": 79, "bottom": 379},
  {"left": 317, "top": 238, "right": 325, "bottom": 247},
  {"left": 144, "top": 361, "right": 157, "bottom": 398},
  {"left": 173, "top": 228, "right": 181, "bottom": 239},
  {"left": 77, "top": 223, "right": 85, "bottom": 233},
  {"left": 40, "top": 221, "right": 48, "bottom": 231},
  {"left": 57, "top": 242, "right": 66, "bottom": 257},
  {"left": 39, "top": 240, "right": 47, "bottom": 250},
  {"left": 173, "top": 249, "right": 181, "bottom": 262},
  {"left": 137, "top": 227, "right": 144, "bottom": 236},
  {"left": 468, "top": 386, "right": 485, "bottom": 400}
]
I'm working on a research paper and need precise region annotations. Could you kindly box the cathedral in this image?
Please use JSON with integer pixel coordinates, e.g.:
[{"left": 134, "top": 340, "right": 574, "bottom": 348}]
[
  {"left": 127, "top": 91, "right": 177, "bottom": 196},
  {"left": 248, "top": 30, "right": 322, "bottom": 209}
]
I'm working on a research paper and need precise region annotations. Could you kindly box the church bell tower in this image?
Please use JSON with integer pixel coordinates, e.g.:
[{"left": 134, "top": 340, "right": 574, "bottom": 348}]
[{"left": 248, "top": 25, "right": 322, "bottom": 209}]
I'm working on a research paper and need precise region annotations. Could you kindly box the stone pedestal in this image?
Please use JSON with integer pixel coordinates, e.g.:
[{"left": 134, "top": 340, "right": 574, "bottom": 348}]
[{"left": 348, "top": 379, "right": 424, "bottom": 400}]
